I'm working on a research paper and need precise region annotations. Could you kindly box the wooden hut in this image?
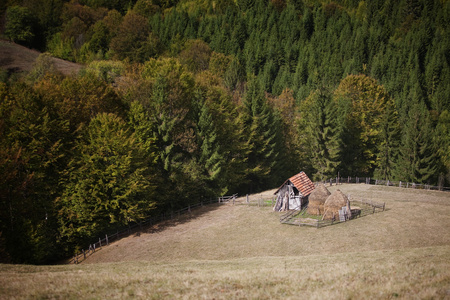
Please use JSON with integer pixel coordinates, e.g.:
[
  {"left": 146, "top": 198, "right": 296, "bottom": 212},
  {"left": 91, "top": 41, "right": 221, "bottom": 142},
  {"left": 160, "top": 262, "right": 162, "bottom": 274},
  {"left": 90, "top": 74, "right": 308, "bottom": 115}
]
[
  {"left": 273, "top": 172, "right": 315, "bottom": 211},
  {"left": 322, "top": 189, "right": 351, "bottom": 220},
  {"left": 307, "top": 183, "right": 330, "bottom": 215}
]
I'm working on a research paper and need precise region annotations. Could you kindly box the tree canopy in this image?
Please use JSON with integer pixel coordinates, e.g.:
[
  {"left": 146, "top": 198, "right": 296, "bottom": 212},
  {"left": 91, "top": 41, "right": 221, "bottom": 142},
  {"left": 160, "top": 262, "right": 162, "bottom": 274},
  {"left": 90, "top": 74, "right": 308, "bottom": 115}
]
[{"left": 1, "top": 0, "right": 449, "bottom": 264}]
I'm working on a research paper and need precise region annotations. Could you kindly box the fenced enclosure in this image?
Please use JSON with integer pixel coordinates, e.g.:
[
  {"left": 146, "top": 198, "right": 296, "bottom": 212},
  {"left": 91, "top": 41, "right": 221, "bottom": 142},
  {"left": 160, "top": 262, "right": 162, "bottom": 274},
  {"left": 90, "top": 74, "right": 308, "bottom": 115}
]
[
  {"left": 69, "top": 174, "right": 445, "bottom": 264},
  {"left": 280, "top": 198, "right": 386, "bottom": 228}
]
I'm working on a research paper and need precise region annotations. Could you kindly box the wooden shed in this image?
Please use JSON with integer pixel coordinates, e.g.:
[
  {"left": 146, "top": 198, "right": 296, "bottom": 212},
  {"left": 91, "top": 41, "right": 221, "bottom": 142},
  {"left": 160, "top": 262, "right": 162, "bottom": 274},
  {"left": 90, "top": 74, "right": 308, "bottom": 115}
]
[{"left": 273, "top": 172, "right": 315, "bottom": 211}]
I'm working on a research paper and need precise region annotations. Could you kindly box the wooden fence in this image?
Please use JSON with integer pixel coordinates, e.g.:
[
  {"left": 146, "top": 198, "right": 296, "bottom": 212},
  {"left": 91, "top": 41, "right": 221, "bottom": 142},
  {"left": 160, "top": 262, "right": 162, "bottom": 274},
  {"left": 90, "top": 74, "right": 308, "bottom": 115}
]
[
  {"left": 321, "top": 176, "right": 450, "bottom": 192},
  {"left": 218, "top": 193, "right": 238, "bottom": 203},
  {"left": 69, "top": 196, "right": 225, "bottom": 264},
  {"left": 69, "top": 175, "right": 446, "bottom": 263},
  {"left": 280, "top": 198, "right": 386, "bottom": 228}
]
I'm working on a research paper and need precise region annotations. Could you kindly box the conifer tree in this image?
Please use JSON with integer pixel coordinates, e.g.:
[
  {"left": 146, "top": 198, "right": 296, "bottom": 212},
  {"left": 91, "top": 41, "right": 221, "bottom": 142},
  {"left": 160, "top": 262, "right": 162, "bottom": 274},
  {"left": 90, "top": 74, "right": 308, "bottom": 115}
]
[
  {"left": 241, "top": 77, "right": 280, "bottom": 191},
  {"left": 394, "top": 97, "right": 437, "bottom": 184},
  {"left": 195, "top": 97, "right": 226, "bottom": 196},
  {"left": 301, "top": 89, "right": 342, "bottom": 181},
  {"left": 374, "top": 99, "right": 400, "bottom": 180},
  {"left": 58, "top": 113, "right": 156, "bottom": 251}
]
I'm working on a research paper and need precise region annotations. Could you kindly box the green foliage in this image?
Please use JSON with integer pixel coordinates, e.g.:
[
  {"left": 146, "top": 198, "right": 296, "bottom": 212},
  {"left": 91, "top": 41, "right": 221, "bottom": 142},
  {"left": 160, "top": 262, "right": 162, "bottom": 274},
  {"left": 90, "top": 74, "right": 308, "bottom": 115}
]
[
  {"left": 373, "top": 99, "right": 400, "bottom": 181},
  {"left": 241, "top": 77, "right": 281, "bottom": 191},
  {"left": 0, "top": 82, "right": 69, "bottom": 263},
  {"left": 84, "top": 60, "right": 125, "bottom": 83},
  {"left": 301, "top": 89, "right": 342, "bottom": 181},
  {"left": 109, "top": 11, "right": 153, "bottom": 62},
  {"left": 27, "top": 53, "right": 57, "bottom": 83},
  {"left": 394, "top": 100, "right": 438, "bottom": 184},
  {"left": 1, "top": 0, "right": 450, "bottom": 263},
  {"left": 58, "top": 113, "right": 156, "bottom": 252},
  {"left": 34, "top": 73, "right": 126, "bottom": 130},
  {"left": 4, "top": 6, "right": 36, "bottom": 46},
  {"left": 195, "top": 95, "right": 226, "bottom": 196},
  {"left": 334, "top": 74, "right": 392, "bottom": 176}
]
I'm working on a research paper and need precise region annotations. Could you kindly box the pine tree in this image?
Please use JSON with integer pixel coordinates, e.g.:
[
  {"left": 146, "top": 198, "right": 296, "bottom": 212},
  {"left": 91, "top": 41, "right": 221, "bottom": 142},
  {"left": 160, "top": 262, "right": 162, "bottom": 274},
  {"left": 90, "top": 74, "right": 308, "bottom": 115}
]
[
  {"left": 394, "top": 98, "right": 437, "bottom": 184},
  {"left": 374, "top": 99, "right": 400, "bottom": 180},
  {"left": 58, "top": 113, "right": 156, "bottom": 251},
  {"left": 302, "top": 89, "right": 342, "bottom": 181},
  {"left": 195, "top": 97, "right": 226, "bottom": 196},
  {"left": 241, "top": 78, "right": 280, "bottom": 192}
]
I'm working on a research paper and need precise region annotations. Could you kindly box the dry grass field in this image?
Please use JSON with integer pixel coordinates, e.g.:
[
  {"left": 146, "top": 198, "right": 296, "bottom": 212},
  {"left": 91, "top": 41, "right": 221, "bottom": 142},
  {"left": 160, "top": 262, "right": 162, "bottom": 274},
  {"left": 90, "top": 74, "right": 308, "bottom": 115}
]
[
  {"left": 1, "top": 184, "right": 449, "bottom": 299},
  {"left": 0, "top": 40, "right": 81, "bottom": 75}
]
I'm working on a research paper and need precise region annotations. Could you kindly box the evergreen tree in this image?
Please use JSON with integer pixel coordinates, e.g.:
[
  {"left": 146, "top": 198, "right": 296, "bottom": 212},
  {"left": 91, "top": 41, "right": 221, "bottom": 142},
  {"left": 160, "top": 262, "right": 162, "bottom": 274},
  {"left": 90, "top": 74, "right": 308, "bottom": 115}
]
[
  {"left": 241, "top": 77, "right": 280, "bottom": 192},
  {"left": 195, "top": 97, "right": 226, "bottom": 196},
  {"left": 58, "top": 113, "right": 156, "bottom": 252},
  {"left": 301, "top": 89, "right": 342, "bottom": 181},
  {"left": 374, "top": 99, "right": 400, "bottom": 180},
  {"left": 394, "top": 99, "right": 438, "bottom": 184}
]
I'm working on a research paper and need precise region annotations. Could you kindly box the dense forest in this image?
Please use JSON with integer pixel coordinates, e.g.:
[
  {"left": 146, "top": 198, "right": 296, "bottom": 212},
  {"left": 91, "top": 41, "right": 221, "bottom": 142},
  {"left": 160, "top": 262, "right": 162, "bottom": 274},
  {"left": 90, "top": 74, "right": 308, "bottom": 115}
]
[{"left": 0, "top": 0, "right": 449, "bottom": 264}]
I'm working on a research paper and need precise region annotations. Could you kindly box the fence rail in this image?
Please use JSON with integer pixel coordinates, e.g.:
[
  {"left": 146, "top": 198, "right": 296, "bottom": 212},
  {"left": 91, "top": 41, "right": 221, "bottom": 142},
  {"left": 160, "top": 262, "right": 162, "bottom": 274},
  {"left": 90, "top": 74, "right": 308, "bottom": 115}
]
[
  {"left": 280, "top": 198, "right": 386, "bottom": 228},
  {"left": 321, "top": 176, "right": 450, "bottom": 192},
  {"left": 69, "top": 196, "right": 228, "bottom": 264},
  {"left": 69, "top": 175, "right": 447, "bottom": 263},
  {"left": 218, "top": 193, "right": 238, "bottom": 203}
]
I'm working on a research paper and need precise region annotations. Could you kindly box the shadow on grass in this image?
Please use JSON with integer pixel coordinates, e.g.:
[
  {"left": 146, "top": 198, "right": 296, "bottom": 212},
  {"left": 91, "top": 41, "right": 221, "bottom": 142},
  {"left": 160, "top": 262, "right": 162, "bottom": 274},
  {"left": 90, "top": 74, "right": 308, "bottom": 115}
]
[{"left": 142, "top": 203, "right": 226, "bottom": 235}]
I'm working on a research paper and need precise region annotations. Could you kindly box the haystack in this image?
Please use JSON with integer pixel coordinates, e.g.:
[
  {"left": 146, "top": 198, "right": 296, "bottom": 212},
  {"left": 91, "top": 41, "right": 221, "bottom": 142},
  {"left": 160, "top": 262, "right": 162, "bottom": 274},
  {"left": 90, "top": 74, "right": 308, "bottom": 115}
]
[
  {"left": 307, "top": 183, "right": 330, "bottom": 215},
  {"left": 322, "top": 189, "right": 351, "bottom": 220}
]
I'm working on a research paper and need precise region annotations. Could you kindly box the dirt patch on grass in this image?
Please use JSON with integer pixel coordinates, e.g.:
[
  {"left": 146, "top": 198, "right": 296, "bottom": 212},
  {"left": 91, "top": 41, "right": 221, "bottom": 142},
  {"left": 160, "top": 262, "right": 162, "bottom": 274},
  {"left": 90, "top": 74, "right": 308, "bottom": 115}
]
[{"left": 0, "top": 40, "right": 82, "bottom": 76}]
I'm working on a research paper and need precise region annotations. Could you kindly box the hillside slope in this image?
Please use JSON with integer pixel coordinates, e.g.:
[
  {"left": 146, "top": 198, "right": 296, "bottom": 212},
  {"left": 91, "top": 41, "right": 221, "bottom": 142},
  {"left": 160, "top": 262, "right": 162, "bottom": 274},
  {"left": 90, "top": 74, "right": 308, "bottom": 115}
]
[
  {"left": 0, "top": 40, "right": 81, "bottom": 75},
  {"left": 83, "top": 184, "right": 450, "bottom": 264}
]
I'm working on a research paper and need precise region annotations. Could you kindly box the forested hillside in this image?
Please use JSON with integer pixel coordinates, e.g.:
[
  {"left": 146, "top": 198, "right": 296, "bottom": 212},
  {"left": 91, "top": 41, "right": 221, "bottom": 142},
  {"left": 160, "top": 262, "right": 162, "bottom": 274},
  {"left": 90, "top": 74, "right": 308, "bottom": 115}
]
[{"left": 1, "top": 0, "right": 449, "bottom": 264}]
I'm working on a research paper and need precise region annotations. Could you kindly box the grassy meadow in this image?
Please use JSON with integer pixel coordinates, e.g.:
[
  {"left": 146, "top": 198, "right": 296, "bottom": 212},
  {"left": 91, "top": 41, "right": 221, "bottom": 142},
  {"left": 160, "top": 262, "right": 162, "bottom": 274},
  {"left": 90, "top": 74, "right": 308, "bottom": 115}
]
[{"left": 1, "top": 184, "right": 450, "bottom": 299}]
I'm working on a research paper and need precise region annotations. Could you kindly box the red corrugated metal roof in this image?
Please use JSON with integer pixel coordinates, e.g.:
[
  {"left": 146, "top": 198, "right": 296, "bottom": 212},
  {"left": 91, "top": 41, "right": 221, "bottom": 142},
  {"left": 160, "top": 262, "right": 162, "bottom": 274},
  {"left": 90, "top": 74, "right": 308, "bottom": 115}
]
[{"left": 274, "top": 171, "right": 315, "bottom": 197}]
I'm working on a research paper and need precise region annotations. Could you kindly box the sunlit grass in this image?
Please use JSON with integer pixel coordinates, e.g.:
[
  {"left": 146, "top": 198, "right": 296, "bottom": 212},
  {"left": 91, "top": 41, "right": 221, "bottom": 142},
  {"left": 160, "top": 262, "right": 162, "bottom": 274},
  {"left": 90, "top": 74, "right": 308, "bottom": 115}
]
[{"left": 1, "top": 184, "right": 449, "bottom": 299}]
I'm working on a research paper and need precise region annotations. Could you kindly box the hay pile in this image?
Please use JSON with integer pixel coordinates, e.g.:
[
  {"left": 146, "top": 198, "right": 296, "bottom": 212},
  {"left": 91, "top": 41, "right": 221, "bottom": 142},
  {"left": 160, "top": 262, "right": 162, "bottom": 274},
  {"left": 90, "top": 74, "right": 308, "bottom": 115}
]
[
  {"left": 307, "top": 183, "right": 330, "bottom": 215},
  {"left": 322, "top": 189, "right": 351, "bottom": 220}
]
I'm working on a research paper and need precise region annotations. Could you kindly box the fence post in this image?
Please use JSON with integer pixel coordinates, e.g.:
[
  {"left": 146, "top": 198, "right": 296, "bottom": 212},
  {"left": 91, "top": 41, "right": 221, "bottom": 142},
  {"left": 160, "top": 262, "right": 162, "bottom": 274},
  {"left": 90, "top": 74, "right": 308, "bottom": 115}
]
[
  {"left": 356, "top": 177, "right": 359, "bottom": 184},
  {"left": 399, "top": 181, "right": 402, "bottom": 188},
  {"left": 246, "top": 194, "right": 249, "bottom": 203},
  {"left": 106, "top": 234, "right": 109, "bottom": 246},
  {"left": 99, "top": 237, "right": 102, "bottom": 247},
  {"left": 330, "top": 179, "right": 332, "bottom": 186},
  {"left": 407, "top": 182, "right": 409, "bottom": 188},
  {"left": 188, "top": 204, "right": 191, "bottom": 213},
  {"left": 387, "top": 180, "right": 389, "bottom": 186}
]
